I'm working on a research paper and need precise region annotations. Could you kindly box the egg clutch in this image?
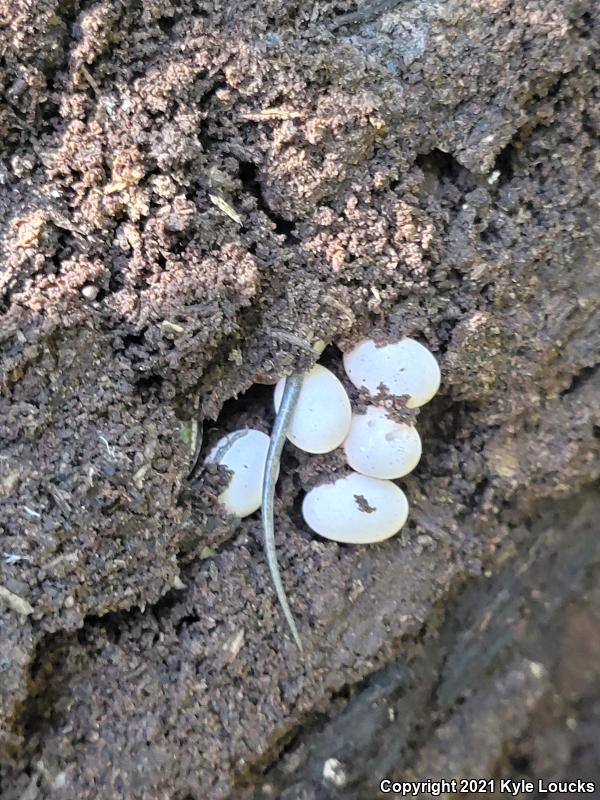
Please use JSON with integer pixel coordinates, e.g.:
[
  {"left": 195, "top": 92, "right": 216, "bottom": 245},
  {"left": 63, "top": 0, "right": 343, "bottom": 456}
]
[{"left": 206, "top": 338, "right": 441, "bottom": 545}]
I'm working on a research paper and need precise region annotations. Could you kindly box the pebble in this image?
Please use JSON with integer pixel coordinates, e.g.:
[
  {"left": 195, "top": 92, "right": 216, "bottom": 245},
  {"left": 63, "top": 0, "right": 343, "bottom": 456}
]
[{"left": 81, "top": 285, "right": 99, "bottom": 301}]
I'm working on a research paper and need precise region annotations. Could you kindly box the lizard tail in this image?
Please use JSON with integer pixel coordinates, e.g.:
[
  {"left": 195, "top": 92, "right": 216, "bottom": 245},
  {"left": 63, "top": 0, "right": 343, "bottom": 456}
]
[{"left": 262, "top": 373, "right": 304, "bottom": 652}]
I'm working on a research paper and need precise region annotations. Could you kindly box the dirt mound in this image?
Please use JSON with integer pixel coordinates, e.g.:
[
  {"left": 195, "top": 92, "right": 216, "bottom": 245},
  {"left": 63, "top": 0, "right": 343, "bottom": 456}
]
[{"left": 1, "top": 0, "right": 598, "bottom": 797}]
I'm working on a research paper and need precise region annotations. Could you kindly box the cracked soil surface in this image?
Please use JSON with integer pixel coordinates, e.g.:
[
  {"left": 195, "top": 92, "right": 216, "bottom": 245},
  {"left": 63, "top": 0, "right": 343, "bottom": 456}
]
[{"left": 0, "top": 0, "right": 599, "bottom": 798}]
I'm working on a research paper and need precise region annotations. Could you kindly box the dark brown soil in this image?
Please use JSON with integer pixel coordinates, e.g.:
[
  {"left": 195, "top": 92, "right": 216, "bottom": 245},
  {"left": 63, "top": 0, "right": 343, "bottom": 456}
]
[{"left": 0, "top": 0, "right": 598, "bottom": 798}]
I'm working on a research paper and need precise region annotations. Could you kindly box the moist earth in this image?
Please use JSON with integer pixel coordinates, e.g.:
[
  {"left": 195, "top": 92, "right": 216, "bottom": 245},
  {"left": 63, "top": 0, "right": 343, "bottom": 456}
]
[{"left": 0, "top": 1, "right": 599, "bottom": 798}]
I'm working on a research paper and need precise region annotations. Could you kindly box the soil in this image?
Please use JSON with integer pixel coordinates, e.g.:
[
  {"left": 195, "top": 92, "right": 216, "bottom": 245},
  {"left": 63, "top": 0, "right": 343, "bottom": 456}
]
[{"left": 0, "top": 0, "right": 599, "bottom": 798}]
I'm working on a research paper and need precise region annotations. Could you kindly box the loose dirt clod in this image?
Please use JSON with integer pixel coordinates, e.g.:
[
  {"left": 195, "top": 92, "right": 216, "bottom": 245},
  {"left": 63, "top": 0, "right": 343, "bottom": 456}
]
[
  {"left": 0, "top": 586, "right": 33, "bottom": 617},
  {"left": 0, "top": 0, "right": 599, "bottom": 797}
]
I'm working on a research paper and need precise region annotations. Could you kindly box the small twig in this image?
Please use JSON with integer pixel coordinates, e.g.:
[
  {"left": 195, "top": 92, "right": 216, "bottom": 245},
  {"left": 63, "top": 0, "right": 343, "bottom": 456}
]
[
  {"left": 3, "top": 553, "right": 32, "bottom": 565},
  {"left": 0, "top": 585, "right": 33, "bottom": 616},
  {"left": 262, "top": 372, "right": 304, "bottom": 651},
  {"left": 209, "top": 193, "right": 243, "bottom": 225},
  {"left": 331, "top": 0, "right": 405, "bottom": 29},
  {"left": 241, "top": 108, "right": 305, "bottom": 121},
  {"left": 98, "top": 435, "right": 115, "bottom": 459},
  {"left": 269, "top": 329, "right": 315, "bottom": 352},
  {"left": 79, "top": 64, "right": 100, "bottom": 96},
  {"left": 188, "top": 419, "right": 205, "bottom": 480},
  {"left": 160, "top": 320, "right": 185, "bottom": 334},
  {"left": 22, "top": 506, "right": 41, "bottom": 518}
]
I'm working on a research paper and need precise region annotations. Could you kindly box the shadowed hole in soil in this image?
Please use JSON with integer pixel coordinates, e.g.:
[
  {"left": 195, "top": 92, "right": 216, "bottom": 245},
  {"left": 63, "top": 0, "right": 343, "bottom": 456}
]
[
  {"left": 201, "top": 342, "right": 347, "bottom": 453},
  {"left": 212, "top": 381, "right": 275, "bottom": 431},
  {"left": 156, "top": 12, "right": 186, "bottom": 35},
  {"left": 107, "top": 267, "right": 124, "bottom": 294},
  {"left": 289, "top": 484, "right": 307, "bottom": 532},
  {"left": 559, "top": 364, "right": 598, "bottom": 397},
  {"left": 120, "top": 329, "right": 147, "bottom": 349},
  {"left": 237, "top": 160, "right": 299, "bottom": 241},
  {"left": 510, "top": 754, "right": 532, "bottom": 773},
  {"left": 577, "top": 11, "right": 592, "bottom": 38},
  {"left": 79, "top": 610, "right": 126, "bottom": 646},
  {"left": 495, "top": 141, "right": 517, "bottom": 182},
  {"left": 415, "top": 149, "right": 475, "bottom": 190},
  {"left": 185, "top": 363, "right": 274, "bottom": 479},
  {"left": 12, "top": 631, "right": 79, "bottom": 749},
  {"left": 318, "top": 342, "right": 345, "bottom": 369},
  {"left": 480, "top": 221, "right": 501, "bottom": 245},
  {"left": 135, "top": 373, "right": 164, "bottom": 399},
  {"left": 197, "top": 345, "right": 352, "bottom": 547},
  {"left": 174, "top": 614, "right": 202, "bottom": 635},
  {"left": 493, "top": 75, "right": 572, "bottom": 186},
  {"left": 151, "top": 582, "right": 188, "bottom": 618}
]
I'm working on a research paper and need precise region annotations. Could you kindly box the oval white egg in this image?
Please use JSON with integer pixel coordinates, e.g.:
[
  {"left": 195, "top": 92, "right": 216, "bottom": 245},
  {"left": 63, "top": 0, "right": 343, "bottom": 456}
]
[
  {"left": 343, "top": 337, "right": 441, "bottom": 408},
  {"left": 205, "top": 429, "right": 272, "bottom": 518},
  {"left": 274, "top": 365, "right": 351, "bottom": 454},
  {"left": 344, "top": 406, "right": 422, "bottom": 479},
  {"left": 302, "top": 472, "right": 409, "bottom": 544}
]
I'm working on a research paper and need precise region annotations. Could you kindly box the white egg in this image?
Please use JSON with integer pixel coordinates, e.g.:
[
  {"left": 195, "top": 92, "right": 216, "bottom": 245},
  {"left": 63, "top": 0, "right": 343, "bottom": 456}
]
[
  {"left": 343, "top": 337, "right": 441, "bottom": 408},
  {"left": 274, "top": 365, "right": 351, "bottom": 454},
  {"left": 344, "top": 406, "right": 422, "bottom": 479},
  {"left": 302, "top": 472, "right": 409, "bottom": 544},
  {"left": 205, "top": 429, "right": 272, "bottom": 518}
]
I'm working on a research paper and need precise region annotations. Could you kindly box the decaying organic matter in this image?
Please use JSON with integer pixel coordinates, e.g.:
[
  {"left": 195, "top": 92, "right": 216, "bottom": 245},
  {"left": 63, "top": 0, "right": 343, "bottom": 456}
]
[{"left": 0, "top": 0, "right": 599, "bottom": 797}]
